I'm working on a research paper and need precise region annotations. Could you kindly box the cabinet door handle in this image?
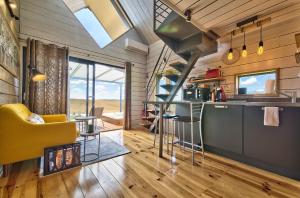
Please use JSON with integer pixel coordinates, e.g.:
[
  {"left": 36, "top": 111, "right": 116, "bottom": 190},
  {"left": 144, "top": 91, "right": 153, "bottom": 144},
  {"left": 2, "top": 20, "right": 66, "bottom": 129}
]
[{"left": 214, "top": 105, "right": 228, "bottom": 109}]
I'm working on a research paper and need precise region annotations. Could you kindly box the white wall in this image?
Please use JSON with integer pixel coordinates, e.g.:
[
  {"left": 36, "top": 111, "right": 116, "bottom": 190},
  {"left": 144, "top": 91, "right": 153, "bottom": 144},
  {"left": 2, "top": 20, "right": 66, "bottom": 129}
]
[{"left": 19, "top": 0, "right": 148, "bottom": 128}]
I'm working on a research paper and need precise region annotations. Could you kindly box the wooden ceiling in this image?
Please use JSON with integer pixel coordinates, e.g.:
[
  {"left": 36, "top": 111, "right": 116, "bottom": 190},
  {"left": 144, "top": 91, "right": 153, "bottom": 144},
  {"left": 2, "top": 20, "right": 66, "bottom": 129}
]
[
  {"left": 119, "top": 0, "right": 159, "bottom": 44},
  {"left": 63, "top": 0, "right": 86, "bottom": 12},
  {"left": 119, "top": 0, "right": 300, "bottom": 44},
  {"left": 166, "top": 0, "right": 300, "bottom": 36}
]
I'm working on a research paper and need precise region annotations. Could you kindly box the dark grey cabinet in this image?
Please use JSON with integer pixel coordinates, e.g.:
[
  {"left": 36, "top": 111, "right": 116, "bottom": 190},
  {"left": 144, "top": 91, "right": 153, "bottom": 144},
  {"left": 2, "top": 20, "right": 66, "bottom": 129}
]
[
  {"left": 203, "top": 104, "right": 243, "bottom": 154},
  {"left": 243, "top": 106, "right": 300, "bottom": 171}
]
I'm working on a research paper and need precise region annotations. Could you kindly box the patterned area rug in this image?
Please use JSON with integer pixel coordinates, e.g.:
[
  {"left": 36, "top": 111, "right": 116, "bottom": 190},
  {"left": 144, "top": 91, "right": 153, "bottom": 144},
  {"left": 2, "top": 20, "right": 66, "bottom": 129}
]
[{"left": 80, "top": 136, "right": 130, "bottom": 166}]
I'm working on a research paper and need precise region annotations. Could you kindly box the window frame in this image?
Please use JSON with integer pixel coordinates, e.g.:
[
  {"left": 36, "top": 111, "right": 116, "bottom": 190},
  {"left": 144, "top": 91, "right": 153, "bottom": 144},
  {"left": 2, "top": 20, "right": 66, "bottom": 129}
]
[{"left": 235, "top": 69, "right": 279, "bottom": 97}]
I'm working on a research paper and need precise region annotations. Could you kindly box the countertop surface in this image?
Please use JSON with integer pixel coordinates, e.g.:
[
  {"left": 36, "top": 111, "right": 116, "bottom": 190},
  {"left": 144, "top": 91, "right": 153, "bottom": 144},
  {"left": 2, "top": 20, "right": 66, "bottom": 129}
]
[{"left": 145, "top": 100, "right": 300, "bottom": 107}]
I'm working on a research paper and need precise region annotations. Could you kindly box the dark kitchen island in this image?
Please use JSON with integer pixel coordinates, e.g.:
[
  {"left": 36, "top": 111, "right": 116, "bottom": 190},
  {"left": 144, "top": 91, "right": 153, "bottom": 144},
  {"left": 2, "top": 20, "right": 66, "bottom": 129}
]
[{"left": 146, "top": 100, "right": 300, "bottom": 180}]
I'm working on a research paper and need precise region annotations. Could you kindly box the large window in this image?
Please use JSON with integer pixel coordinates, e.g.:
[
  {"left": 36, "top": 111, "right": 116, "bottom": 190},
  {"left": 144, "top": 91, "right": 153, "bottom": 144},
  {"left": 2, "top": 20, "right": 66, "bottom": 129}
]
[{"left": 236, "top": 70, "right": 278, "bottom": 95}]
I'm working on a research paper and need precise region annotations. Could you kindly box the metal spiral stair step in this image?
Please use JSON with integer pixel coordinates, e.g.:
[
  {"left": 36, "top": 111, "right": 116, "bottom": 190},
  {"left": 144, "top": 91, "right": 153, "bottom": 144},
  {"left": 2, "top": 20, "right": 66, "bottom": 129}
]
[
  {"left": 155, "top": 94, "right": 170, "bottom": 100},
  {"left": 164, "top": 74, "right": 180, "bottom": 82},
  {"left": 142, "top": 117, "right": 156, "bottom": 122},
  {"left": 160, "top": 84, "right": 176, "bottom": 92},
  {"left": 169, "top": 62, "right": 186, "bottom": 73},
  {"left": 146, "top": 109, "right": 159, "bottom": 115}
]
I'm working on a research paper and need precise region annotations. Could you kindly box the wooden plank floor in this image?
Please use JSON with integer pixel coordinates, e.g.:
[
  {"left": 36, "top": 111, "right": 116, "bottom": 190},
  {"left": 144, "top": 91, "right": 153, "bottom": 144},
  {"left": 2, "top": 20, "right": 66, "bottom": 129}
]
[
  {"left": 100, "top": 121, "right": 123, "bottom": 132},
  {"left": 1, "top": 130, "right": 300, "bottom": 198}
]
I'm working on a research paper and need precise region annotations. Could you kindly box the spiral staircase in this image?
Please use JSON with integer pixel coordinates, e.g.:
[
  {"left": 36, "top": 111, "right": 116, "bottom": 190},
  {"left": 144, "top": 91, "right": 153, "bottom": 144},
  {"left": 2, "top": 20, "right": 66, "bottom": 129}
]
[{"left": 142, "top": 0, "right": 218, "bottom": 131}]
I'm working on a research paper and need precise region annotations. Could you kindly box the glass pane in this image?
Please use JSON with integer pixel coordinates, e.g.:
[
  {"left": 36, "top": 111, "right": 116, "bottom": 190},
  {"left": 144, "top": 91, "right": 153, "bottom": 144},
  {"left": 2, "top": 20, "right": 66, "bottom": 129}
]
[
  {"left": 69, "top": 62, "right": 87, "bottom": 120},
  {"left": 169, "top": 80, "right": 182, "bottom": 101},
  {"left": 99, "top": 69, "right": 124, "bottom": 81},
  {"left": 94, "top": 65, "right": 125, "bottom": 131},
  {"left": 63, "top": 0, "right": 131, "bottom": 48},
  {"left": 75, "top": 8, "right": 112, "bottom": 48},
  {"left": 88, "top": 65, "right": 94, "bottom": 116},
  {"left": 238, "top": 71, "right": 277, "bottom": 95},
  {"left": 94, "top": 64, "right": 124, "bottom": 112},
  {"left": 157, "top": 77, "right": 167, "bottom": 101}
]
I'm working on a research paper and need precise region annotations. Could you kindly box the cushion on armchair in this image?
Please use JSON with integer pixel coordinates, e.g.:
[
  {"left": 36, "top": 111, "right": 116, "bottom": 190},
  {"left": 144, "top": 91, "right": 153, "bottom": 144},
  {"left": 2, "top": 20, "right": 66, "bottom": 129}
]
[{"left": 27, "top": 113, "right": 45, "bottom": 124}]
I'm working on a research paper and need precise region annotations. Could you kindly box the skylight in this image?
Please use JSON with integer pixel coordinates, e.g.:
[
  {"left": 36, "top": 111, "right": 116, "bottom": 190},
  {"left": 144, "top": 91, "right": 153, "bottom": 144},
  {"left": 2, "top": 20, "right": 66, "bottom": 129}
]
[
  {"left": 63, "top": 0, "right": 132, "bottom": 48},
  {"left": 75, "top": 8, "right": 112, "bottom": 48}
]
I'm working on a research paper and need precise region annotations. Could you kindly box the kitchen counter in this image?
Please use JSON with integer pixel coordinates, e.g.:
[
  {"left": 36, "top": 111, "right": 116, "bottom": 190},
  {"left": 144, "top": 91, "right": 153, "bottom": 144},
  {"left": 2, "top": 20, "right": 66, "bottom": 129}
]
[
  {"left": 146, "top": 100, "right": 300, "bottom": 107},
  {"left": 205, "top": 101, "right": 300, "bottom": 107},
  {"left": 145, "top": 100, "right": 300, "bottom": 180}
]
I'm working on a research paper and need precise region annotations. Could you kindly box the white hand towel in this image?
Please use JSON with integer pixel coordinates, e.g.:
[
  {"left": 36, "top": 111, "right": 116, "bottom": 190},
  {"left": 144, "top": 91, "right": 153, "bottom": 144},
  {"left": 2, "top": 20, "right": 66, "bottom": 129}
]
[{"left": 264, "top": 107, "right": 279, "bottom": 127}]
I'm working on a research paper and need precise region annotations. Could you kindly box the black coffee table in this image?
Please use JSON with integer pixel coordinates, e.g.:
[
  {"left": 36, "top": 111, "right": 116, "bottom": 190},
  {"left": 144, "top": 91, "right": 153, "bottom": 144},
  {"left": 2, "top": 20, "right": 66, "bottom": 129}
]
[{"left": 75, "top": 116, "right": 101, "bottom": 162}]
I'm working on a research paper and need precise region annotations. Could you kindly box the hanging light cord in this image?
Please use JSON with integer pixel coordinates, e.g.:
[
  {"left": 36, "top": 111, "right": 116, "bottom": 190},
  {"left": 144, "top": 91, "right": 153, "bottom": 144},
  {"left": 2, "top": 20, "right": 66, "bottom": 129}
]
[
  {"left": 230, "top": 32, "right": 233, "bottom": 48},
  {"left": 243, "top": 31, "right": 246, "bottom": 46},
  {"left": 260, "top": 24, "right": 263, "bottom": 42}
]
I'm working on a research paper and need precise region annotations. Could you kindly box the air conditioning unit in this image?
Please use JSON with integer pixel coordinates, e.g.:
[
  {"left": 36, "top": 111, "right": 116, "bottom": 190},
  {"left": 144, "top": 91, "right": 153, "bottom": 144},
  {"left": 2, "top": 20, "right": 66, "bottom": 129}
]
[{"left": 125, "top": 38, "right": 148, "bottom": 55}]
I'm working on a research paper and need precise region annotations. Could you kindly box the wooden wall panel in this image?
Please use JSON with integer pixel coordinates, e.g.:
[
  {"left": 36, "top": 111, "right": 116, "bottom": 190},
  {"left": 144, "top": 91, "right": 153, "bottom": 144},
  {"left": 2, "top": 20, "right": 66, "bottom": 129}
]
[
  {"left": 0, "top": 0, "right": 20, "bottom": 105},
  {"left": 20, "top": 0, "right": 148, "bottom": 128},
  {"left": 120, "top": 0, "right": 159, "bottom": 44},
  {"left": 0, "top": 0, "right": 19, "bottom": 39}
]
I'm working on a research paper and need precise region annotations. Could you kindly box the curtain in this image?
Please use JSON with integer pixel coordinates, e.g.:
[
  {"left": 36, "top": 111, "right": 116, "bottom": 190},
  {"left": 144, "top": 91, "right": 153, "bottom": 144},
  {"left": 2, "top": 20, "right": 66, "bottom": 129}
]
[
  {"left": 24, "top": 39, "right": 69, "bottom": 115},
  {"left": 124, "top": 62, "right": 132, "bottom": 130}
]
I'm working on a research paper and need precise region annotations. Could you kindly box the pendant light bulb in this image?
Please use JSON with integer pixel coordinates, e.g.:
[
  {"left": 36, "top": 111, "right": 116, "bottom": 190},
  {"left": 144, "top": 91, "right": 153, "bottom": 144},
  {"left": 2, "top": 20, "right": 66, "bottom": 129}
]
[
  {"left": 242, "top": 45, "right": 247, "bottom": 58},
  {"left": 228, "top": 32, "right": 234, "bottom": 60},
  {"left": 257, "top": 25, "right": 264, "bottom": 55},
  {"left": 228, "top": 48, "right": 233, "bottom": 60},
  {"left": 257, "top": 41, "right": 264, "bottom": 55},
  {"left": 241, "top": 31, "right": 247, "bottom": 58}
]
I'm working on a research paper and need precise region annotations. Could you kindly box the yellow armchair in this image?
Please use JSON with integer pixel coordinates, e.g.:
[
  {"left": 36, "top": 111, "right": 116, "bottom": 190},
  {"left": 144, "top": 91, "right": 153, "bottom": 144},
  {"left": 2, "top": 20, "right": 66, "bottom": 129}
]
[{"left": 0, "top": 104, "right": 77, "bottom": 165}]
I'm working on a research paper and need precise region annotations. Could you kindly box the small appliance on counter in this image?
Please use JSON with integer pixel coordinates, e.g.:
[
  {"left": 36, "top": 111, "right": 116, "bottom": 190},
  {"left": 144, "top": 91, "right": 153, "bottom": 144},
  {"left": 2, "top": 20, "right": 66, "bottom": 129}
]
[
  {"left": 183, "top": 88, "right": 197, "bottom": 100},
  {"left": 197, "top": 88, "right": 210, "bottom": 101},
  {"left": 215, "top": 87, "right": 227, "bottom": 102},
  {"left": 183, "top": 88, "right": 210, "bottom": 101}
]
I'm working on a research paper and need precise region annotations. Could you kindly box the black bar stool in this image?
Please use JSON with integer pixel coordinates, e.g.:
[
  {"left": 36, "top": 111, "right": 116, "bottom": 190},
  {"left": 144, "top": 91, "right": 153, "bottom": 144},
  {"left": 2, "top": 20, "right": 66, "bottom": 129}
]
[
  {"left": 171, "top": 103, "right": 205, "bottom": 164},
  {"left": 153, "top": 113, "right": 178, "bottom": 153}
]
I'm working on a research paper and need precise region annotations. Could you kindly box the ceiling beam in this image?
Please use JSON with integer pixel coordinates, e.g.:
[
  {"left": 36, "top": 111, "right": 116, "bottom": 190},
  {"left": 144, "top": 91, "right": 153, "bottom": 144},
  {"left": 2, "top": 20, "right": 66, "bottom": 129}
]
[
  {"left": 71, "top": 77, "right": 123, "bottom": 84},
  {"left": 112, "top": 76, "right": 124, "bottom": 82},
  {"left": 95, "top": 68, "right": 113, "bottom": 79},
  {"left": 70, "top": 64, "right": 81, "bottom": 77}
]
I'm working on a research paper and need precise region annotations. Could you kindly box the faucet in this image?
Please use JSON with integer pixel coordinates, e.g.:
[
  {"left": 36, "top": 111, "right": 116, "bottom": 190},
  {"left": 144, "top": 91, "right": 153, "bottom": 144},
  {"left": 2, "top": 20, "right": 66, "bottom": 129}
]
[{"left": 276, "top": 90, "right": 297, "bottom": 103}]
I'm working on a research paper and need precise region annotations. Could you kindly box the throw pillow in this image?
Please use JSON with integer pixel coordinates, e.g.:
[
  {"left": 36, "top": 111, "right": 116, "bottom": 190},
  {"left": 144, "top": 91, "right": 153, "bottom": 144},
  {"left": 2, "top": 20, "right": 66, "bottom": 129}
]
[{"left": 27, "top": 113, "right": 45, "bottom": 124}]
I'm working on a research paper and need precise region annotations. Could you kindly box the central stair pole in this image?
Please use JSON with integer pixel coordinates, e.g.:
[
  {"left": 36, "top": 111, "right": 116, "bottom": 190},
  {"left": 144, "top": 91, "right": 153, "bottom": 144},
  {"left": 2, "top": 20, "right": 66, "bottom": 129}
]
[{"left": 159, "top": 103, "right": 164, "bottom": 157}]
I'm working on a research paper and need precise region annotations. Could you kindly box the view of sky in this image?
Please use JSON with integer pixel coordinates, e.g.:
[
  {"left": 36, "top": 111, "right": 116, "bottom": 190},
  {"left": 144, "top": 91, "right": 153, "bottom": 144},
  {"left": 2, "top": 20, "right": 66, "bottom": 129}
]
[
  {"left": 75, "top": 8, "right": 112, "bottom": 48},
  {"left": 70, "top": 79, "right": 124, "bottom": 100},
  {"left": 239, "top": 72, "right": 276, "bottom": 94}
]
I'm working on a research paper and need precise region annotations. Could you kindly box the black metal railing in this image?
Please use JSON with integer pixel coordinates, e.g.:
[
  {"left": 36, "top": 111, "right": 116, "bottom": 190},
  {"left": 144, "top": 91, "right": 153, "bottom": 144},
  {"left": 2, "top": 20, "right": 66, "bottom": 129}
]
[
  {"left": 154, "top": 0, "right": 172, "bottom": 31},
  {"left": 143, "top": 0, "right": 174, "bottom": 118},
  {"left": 144, "top": 45, "right": 172, "bottom": 112}
]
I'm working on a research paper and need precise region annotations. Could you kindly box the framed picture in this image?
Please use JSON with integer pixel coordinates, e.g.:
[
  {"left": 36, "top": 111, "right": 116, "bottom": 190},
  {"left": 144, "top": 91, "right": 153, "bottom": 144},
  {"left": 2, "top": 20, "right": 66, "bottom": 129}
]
[{"left": 43, "top": 143, "right": 81, "bottom": 176}]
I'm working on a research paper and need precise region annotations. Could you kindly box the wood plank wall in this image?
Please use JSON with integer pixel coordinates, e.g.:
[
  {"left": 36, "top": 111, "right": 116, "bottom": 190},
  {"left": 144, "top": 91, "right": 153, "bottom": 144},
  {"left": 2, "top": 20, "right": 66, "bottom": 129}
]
[
  {"left": 0, "top": 0, "right": 19, "bottom": 105},
  {"left": 20, "top": 0, "right": 148, "bottom": 128},
  {"left": 147, "top": 16, "right": 300, "bottom": 98}
]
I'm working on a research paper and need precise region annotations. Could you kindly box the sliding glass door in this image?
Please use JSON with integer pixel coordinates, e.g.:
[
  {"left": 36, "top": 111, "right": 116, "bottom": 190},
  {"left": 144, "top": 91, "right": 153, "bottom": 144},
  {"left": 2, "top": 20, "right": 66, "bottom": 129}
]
[
  {"left": 69, "top": 58, "right": 95, "bottom": 119},
  {"left": 69, "top": 57, "right": 125, "bottom": 131}
]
